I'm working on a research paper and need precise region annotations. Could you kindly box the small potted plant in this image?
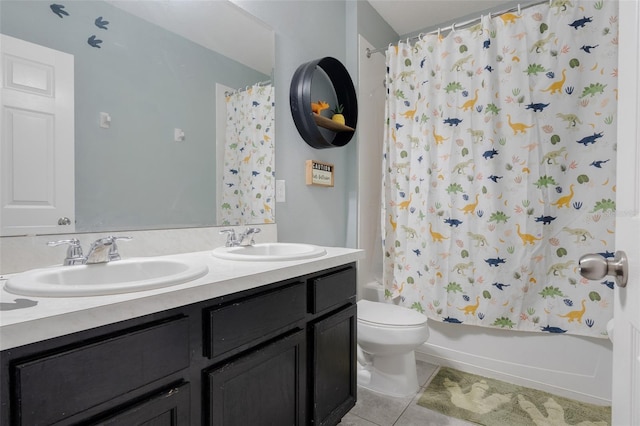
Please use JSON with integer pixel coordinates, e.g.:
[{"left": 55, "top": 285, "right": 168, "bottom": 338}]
[{"left": 331, "top": 104, "right": 345, "bottom": 125}]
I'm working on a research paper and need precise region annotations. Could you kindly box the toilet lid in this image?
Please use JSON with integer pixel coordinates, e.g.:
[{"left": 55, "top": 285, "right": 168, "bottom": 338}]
[{"left": 357, "top": 299, "right": 427, "bottom": 326}]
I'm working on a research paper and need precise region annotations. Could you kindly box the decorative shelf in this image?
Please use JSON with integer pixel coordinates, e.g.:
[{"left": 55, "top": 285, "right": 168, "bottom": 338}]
[
  {"left": 290, "top": 57, "right": 358, "bottom": 149},
  {"left": 313, "top": 114, "right": 355, "bottom": 132}
]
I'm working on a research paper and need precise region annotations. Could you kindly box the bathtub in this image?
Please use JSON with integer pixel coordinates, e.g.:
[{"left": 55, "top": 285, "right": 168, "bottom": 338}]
[{"left": 359, "top": 281, "right": 612, "bottom": 405}]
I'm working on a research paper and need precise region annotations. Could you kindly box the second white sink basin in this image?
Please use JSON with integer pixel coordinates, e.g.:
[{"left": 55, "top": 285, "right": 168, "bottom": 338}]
[
  {"left": 4, "top": 257, "right": 209, "bottom": 297},
  {"left": 212, "top": 243, "right": 326, "bottom": 261}
]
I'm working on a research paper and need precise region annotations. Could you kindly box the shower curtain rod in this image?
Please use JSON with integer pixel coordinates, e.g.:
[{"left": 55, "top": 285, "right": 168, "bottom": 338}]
[
  {"left": 225, "top": 79, "right": 272, "bottom": 96},
  {"left": 366, "top": 0, "right": 548, "bottom": 58}
]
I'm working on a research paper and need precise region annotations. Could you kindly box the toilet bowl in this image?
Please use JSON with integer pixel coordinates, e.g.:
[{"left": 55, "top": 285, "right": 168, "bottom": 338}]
[{"left": 357, "top": 299, "right": 429, "bottom": 397}]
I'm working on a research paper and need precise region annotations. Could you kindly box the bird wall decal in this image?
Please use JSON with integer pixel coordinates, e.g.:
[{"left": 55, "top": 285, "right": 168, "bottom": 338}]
[
  {"left": 50, "top": 3, "right": 69, "bottom": 18},
  {"left": 87, "top": 35, "right": 103, "bottom": 48},
  {"left": 95, "top": 16, "right": 109, "bottom": 30}
]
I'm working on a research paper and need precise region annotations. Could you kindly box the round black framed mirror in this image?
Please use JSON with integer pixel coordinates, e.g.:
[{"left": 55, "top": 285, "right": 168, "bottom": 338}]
[{"left": 290, "top": 57, "right": 357, "bottom": 149}]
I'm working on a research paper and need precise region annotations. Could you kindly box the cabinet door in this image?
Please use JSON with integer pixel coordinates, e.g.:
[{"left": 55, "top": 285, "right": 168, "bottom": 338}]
[
  {"left": 205, "top": 330, "right": 306, "bottom": 426},
  {"left": 310, "top": 304, "right": 357, "bottom": 426},
  {"left": 94, "top": 382, "right": 190, "bottom": 426}
]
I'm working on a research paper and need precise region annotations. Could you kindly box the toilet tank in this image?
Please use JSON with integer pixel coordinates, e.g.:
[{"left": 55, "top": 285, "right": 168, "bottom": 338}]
[{"left": 360, "top": 281, "right": 385, "bottom": 302}]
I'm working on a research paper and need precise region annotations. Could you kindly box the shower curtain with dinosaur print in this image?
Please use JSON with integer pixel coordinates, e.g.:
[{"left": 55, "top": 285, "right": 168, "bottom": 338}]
[
  {"left": 381, "top": 0, "right": 618, "bottom": 338},
  {"left": 220, "top": 83, "right": 275, "bottom": 225}
]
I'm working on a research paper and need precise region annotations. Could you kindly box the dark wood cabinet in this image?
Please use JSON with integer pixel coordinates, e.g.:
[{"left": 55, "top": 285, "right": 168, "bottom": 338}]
[
  {"left": 310, "top": 305, "right": 357, "bottom": 426},
  {"left": 206, "top": 330, "right": 306, "bottom": 426},
  {"left": 94, "top": 382, "right": 191, "bottom": 426},
  {"left": 8, "top": 316, "right": 190, "bottom": 426},
  {"left": 0, "top": 263, "right": 357, "bottom": 426},
  {"left": 204, "top": 281, "right": 306, "bottom": 360}
]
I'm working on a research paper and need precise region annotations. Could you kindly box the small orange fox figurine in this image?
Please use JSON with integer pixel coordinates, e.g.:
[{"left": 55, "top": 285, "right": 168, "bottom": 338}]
[{"left": 311, "top": 100, "right": 329, "bottom": 115}]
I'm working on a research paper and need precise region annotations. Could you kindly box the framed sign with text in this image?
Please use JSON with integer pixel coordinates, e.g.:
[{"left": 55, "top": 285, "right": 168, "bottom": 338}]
[{"left": 305, "top": 160, "right": 334, "bottom": 187}]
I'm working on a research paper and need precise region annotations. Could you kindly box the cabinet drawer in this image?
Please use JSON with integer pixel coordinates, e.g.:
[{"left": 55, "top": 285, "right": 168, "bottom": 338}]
[
  {"left": 96, "top": 382, "right": 190, "bottom": 426},
  {"left": 205, "top": 282, "right": 306, "bottom": 359},
  {"left": 309, "top": 267, "right": 356, "bottom": 314},
  {"left": 13, "top": 316, "right": 190, "bottom": 426}
]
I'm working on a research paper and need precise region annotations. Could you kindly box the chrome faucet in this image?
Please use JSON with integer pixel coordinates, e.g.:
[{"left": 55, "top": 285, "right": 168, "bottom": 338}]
[
  {"left": 47, "top": 238, "right": 85, "bottom": 266},
  {"left": 85, "top": 237, "right": 114, "bottom": 264},
  {"left": 238, "top": 227, "right": 261, "bottom": 246},
  {"left": 105, "top": 236, "right": 132, "bottom": 261},
  {"left": 48, "top": 236, "right": 132, "bottom": 265},
  {"left": 220, "top": 227, "right": 261, "bottom": 247}
]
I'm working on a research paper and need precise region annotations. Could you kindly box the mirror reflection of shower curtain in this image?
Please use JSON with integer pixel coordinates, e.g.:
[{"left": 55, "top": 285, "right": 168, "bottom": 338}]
[{"left": 220, "top": 83, "right": 275, "bottom": 225}]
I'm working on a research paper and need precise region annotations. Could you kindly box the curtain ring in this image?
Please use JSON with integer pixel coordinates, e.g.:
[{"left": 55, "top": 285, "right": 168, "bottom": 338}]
[
  {"left": 437, "top": 27, "right": 441, "bottom": 38},
  {"left": 517, "top": 4, "right": 521, "bottom": 15},
  {"left": 451, "top": 22, "right": 456, "bottom": 32}
]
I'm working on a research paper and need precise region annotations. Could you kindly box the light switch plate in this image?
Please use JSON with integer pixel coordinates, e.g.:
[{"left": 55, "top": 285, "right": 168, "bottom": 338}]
[
  {"left": 99, "top": 112, "right": 111, "bottom": 128},
  {"left": 276, "top": 180, "right": 286, "bottom": 202}
]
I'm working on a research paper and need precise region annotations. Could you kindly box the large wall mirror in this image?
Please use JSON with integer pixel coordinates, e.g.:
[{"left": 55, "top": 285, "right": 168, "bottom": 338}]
[{"left": 0, "top": 0, "right": 275, "bottom": 235}]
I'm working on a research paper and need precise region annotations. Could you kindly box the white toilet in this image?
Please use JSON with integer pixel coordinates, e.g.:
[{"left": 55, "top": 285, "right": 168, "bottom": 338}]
[{"left": 357, "top": 299, "right": 429, "bottom": 397}]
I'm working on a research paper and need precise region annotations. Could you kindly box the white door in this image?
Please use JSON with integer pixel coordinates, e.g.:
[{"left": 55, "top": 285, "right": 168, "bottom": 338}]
[
  {"left": 0, "top": 34, "right": 75, "bottom": 236},
  {"left": 611, "top": 0, "right": 640, "bottom": 424}
]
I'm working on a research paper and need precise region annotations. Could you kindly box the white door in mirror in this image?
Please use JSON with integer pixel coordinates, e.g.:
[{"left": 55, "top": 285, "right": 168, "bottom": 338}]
[{"left": 0, "top": 35, "right": 75, "bottom": 236}]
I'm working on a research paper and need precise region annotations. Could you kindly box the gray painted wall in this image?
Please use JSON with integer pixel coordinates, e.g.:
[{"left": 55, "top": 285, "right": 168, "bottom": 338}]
[
  {"left": 355, "top": 0, "right": 399, "bottom": 52},
  {"left": 237, "top": 0, "right": 397, "bottom": 247},
  {"left": 236, "top": 0, "right": 350, "bottom": 247}
]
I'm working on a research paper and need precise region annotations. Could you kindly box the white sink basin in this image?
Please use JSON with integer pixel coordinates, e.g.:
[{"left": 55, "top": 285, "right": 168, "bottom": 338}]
[
  {"left": 212, "top": 243, "right": 326, "bottom": 261},
  {"left": 4, "top": 257, "right": 209, "bottom": 297}
]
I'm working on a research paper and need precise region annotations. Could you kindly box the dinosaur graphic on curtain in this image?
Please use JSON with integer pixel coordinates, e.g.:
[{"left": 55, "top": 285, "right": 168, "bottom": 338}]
[{"left": 382, "top": 0, "right": 618, "bottom": 338}]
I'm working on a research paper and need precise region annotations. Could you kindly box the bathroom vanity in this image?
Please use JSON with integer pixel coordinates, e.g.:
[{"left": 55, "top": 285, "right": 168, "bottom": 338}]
[{"left": 0, "top": 247, "right": 363, "bottom": 425}]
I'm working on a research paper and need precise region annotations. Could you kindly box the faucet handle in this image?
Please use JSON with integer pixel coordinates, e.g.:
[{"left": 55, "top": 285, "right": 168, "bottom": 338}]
[
  {"left": 219, "top": 229, "right": 237, "bottom": 247},
  {"left": 47, "top": 238, "right": 84, "bottom": 265},
  {"left": 238, "top": 228, "right": 260, "bottom": 246},
  {"left": 108, "top": 236, "right": 132, "bottom": 261}
]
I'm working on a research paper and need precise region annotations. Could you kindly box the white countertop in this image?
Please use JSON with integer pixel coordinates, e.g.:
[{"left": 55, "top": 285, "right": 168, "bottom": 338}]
[{"left": 0, "top": 246, "right": 364, "bottom": 351}]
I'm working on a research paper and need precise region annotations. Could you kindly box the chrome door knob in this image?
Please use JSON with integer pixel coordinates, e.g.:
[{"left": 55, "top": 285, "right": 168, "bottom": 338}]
[
  {"left": 58, "top": 217, "right": 71, "bottom": 225},
  {"left": 578, "top": 251, "right": 629, "bottom": 288}
]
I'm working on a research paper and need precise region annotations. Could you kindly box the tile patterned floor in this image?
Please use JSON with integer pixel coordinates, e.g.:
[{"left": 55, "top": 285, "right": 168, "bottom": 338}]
[{"left": 342, "top": 361, "right": 476, "bottom": 426}]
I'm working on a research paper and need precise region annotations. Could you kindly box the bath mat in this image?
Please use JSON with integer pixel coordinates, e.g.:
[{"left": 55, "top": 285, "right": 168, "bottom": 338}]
[{"left": 418, "top": 367, "right": 611, "bottom": 426}]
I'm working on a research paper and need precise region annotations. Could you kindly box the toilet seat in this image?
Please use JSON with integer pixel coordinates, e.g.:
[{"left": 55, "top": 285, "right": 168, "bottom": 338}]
[{"left": 358, "top": 300, "right": 427, "bottom": 327}]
